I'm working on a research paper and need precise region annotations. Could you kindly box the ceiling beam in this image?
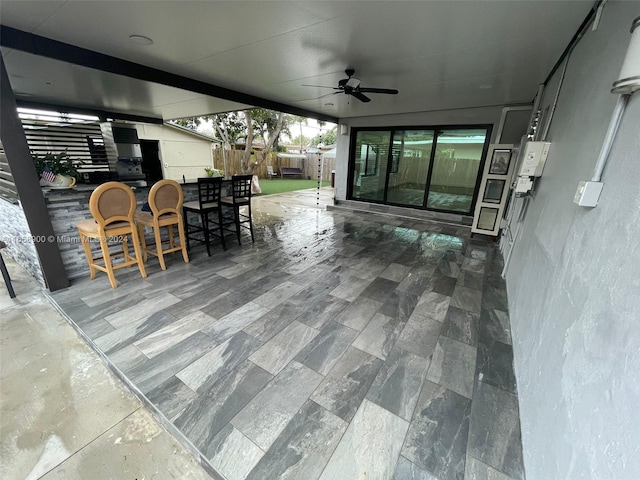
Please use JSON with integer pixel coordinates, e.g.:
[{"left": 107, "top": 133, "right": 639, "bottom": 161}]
[
  {"left": 0, "top": 26, "right": 338, "bottom": 124},
  {"left": 15, "top": 99, "right": 164, "bottom": 125}
]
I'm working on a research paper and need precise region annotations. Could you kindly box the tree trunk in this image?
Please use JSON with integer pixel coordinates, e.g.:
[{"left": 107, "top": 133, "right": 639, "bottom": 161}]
[
  {"left": 253, "top": 113, "right": 284, "bottom": 174},
  {"left": 241, "top": 111, "right": 254, "bottom": 174}
]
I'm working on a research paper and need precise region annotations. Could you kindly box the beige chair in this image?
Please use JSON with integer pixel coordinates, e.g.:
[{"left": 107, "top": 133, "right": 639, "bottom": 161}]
[
  {"left": 135, "top": 179, "right": 189, "bottom": 270},
  {"left": 266, "top": 165, "right": 278, "bottom": 179},
  {"left": 76, "top": 182, "right": 147, "bottom": 289}
]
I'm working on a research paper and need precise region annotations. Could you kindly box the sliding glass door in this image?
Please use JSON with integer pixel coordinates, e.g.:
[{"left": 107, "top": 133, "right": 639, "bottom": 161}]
[
  {"left": 349, "top": 125, "right": 490, "bottom": 215},
  {"left": 426, "top": 129, "right": 489, "bottom": 213},
  {"left": 386, "top": 130, "right": 434, "bottom": 207},
  {"left": 351, "top": 130, "right": 390, "bottom": 202}
]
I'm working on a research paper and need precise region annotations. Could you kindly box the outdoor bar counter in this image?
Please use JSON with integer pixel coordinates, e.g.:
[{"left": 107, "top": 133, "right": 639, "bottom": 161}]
[{"left": 43, "top": 180, "right": 202, "bottom": 280}]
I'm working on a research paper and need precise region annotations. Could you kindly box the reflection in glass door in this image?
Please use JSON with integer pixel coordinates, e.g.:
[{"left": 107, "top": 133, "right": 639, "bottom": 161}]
[
  {"left": 426, "top": 129, "right": 489, "bottom": 213},
  {"left": 351, "top": 131, "right": 391, "bottom": 202},
  {"left": 387, "top": 130, "right": 434, "bottom": 207}
]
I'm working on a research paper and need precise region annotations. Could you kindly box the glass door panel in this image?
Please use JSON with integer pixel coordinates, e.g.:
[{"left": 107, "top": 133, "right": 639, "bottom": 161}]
[
  {"left": 351, "top": 130, "right": 391, "bottom": 202},
  {"left": 426, "top": 129, "right": 488, "bottom": 213},
  {"left": 386, "top": 130, "right": 434, "bottom": 207}
]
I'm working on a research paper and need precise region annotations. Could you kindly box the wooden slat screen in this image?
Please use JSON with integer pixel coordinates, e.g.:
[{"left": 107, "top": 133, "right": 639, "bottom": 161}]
[{"left": 20, "top": 109, "right": 110, "bottom": 175}]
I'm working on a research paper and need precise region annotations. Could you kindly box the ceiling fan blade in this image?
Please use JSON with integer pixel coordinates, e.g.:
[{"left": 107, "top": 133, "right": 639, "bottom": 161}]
[
  {"left": 350, "top": 91, "right": 371, "bottom": 103},
  {"left": 298, "top": 91, "right": 341, "bottom": 102},
  {"left": 301, "top": 84, "right": 341, "bottom": 89},
  {"left": 358, "top": 87, "right": 399, "bottom": 94}
]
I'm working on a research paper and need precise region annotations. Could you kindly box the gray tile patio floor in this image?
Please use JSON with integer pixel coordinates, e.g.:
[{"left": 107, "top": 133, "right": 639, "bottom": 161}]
[{"left": 49, "top": 191, "right": 525, "bottom": 480}]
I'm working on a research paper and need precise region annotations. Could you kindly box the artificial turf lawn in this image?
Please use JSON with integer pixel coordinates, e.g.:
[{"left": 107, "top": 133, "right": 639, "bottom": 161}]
[{"left": 256, "top": 179, "right": 331, "bottom": 196}]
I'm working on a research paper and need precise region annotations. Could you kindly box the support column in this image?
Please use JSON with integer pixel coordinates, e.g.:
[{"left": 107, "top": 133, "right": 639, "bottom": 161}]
[{"left": 0, "top": 53, "right": 69, "bottom": 291}]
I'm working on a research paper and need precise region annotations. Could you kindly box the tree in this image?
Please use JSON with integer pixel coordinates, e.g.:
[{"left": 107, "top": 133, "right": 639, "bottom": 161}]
[
  {"left": 290, "top": 134, "right": 311, "bottom": 148},
  {"left": 241, "top": 109, "right": 286, "bottom": 175},
  {"left": 312, "top": 126, "right": 337, "bottom": 147},
  {"left": 210, "top": 112, "right": 245, "bottom": 150}
]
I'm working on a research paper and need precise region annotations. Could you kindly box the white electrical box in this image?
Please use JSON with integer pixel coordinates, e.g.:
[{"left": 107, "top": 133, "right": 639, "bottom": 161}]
[
  {"left": 574, "top": 181, "right": 604, "bottom": 207},
  {"left": 514, "top": 176, "right": 533, "bottom": 193},
  {"left": 519, "top": 141, "right": 551, "bottom": 177}
]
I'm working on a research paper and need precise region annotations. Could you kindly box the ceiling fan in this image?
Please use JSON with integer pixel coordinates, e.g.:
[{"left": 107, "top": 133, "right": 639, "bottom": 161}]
[{"left": 303, "top": 69, "right": 399, "bottom": 103}]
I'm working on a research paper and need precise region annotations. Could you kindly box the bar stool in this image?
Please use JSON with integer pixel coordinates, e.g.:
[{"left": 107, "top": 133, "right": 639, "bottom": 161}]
[
  {"left": 183, "top": 177, "right": 226, "bottom": 256},
  {"left": 76, "top": 181, "right": 147, "bottom": 289},
  {"left": 221, "top": 174, "right": 254, "bottom": 245},
  {"left": 135, "top": 179, "right": 189, "bottom": 270}
]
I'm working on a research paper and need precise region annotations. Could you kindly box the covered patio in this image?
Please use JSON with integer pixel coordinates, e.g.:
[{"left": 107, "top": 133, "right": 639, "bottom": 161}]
[{"left": 46, "top": 190, "right": 523, "bottom": 480}]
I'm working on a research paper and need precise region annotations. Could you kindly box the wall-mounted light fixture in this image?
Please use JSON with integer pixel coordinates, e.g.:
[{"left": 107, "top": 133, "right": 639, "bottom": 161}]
[
  {"left": 611, "top": 16, "right": 640, "bottom": 94},
  {"left": 340, "top": 124, "right": 348, "bottom": 136}
]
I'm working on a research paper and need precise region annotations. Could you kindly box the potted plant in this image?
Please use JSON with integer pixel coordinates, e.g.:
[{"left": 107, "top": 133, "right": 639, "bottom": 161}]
[{"left": 33, "top": 151, "right": 83, "bottom": 188}]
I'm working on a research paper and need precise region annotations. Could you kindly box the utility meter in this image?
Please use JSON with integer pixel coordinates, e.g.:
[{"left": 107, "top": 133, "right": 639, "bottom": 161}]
[{"left": 519, "top": 141, "right": 551, "bottom": 177}]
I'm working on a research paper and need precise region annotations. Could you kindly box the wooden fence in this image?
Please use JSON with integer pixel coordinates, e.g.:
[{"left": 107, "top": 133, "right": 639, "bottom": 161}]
[{"left": 212, "top": 150, "right": 335, "bottom": 181}]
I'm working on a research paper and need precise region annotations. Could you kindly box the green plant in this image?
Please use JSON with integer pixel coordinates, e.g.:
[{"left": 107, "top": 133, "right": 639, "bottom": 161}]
[
  {"left": 204, "top": 167, "right": 224, "bottom": 177},
  {"left": 33, "top": 151, "right": 83, "bottom": 179}
]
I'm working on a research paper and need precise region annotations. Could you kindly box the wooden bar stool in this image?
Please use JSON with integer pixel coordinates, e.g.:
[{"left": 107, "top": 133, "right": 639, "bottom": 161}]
[
  {"left": 221, "top": 174, "right": 254, "bottom": 245},
  {"left": 76, "top": 181, "right": 147, "bottom": 289},
  {"left": 135, "top": 179, "right": 189, "bottom": 270}
]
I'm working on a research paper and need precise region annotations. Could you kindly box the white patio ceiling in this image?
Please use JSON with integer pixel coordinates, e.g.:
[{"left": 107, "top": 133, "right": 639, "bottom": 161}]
[{"left": 0, "top": 1, "right": 594, "bottom": 121}]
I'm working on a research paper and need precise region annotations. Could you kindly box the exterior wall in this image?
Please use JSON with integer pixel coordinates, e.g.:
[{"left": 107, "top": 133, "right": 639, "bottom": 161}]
[
  {"left": 136, "top": 124, "right": 214, "bottom": 182},
  {"left": 505, "top": 3, "right": 640, "bottom": 479},
  {"left": 334, "top": 105, "right": 504, "bottom": 201},
  {"left": 0, "top": 198, "right": 45, "bottom": 286}
]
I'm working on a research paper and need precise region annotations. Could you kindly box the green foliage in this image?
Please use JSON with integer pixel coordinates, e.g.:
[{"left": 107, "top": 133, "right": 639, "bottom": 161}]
[
  {"left": 312, "top": 126, "right": 337, "bottom": 147},
  {"left": 204, "top": 167, "right": 224, "bottom": 177},
  {"left": 32, "top": 151, "right": 83, "bottom": 178},
  {"left": 290, "top": 134, "right": 311, "bottom": 147}
]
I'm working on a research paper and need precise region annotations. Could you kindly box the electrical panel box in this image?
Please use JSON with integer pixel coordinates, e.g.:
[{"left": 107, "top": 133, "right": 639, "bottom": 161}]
[
  {"left": 514, "top": 176, "right": 533, "bottom": 193},
  {"left": 519, "top": 141, "right": 551, "bottom": 177},
  {"left": 574, "top": 181, "right": 604, "bottom": 207}
]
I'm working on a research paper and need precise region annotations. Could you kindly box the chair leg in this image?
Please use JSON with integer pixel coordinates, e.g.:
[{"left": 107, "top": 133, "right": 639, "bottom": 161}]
[
  {"left": 0, "top": 252, "right": 16, "bottom": 298},
  {"left": 183, "top": 208, "right": 191, "bottom": 252},
  {"left": 177, "top": 217, "right": 190, "bottom": 263},
  {"left": 123, "top": 235, "right": 132, "bottom": 266},
  {"left": 79, "top": 232, "right": 96, "bottom": 280},
  {"left": 138, "top": 223, "right": 148, "bottom": 262},
  {"left": 168, "top": 224, "right": 175, "bottom": 249},
  {"left": 234, "top": 205, "right": 242, "bottom": 246},
  {"left": 154, "top": 224, "right": 166, "bottom": 270},
  {"left": 99, "top": 237, "right": 118, "bottom": 289},
  {"left": 248, "top": 202, "right": 255, "bottom": 243},
  {"left": 202, "top": 212, "right": 212, "bottom": 256},
  {"left": 131, "top": 227, "right": 148, "bottom": 279},
  {"left": 218, "top": 207, "right": 227, "bottom": 251}
]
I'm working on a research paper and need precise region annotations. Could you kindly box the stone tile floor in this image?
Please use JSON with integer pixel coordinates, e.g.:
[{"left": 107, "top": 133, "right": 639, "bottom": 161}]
[
  {"left": 0, "top": 250, "right": 210, "bottom": 479},
  {"left": 49, "top": 191, "right": 525, "bottom": 480}
]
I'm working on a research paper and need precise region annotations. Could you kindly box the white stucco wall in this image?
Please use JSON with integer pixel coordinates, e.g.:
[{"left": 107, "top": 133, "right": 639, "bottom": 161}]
[
  {"left": 334, "top": 105, "right": 504, "bottom": 200},
  {"left": 136, "top": 124, "right": 214, "bottom": 182},
  {"left": 505, "top": 3, "right": 640, "bottom": 479}
]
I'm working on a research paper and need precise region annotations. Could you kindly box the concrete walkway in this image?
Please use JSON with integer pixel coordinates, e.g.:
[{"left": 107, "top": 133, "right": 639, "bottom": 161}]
[{"left": 0, "top": 254, "right": 211, "bottom": 479}]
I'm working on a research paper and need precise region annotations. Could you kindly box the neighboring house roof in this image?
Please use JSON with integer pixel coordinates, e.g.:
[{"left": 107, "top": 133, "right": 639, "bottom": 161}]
[{"left": 164, "top": 122, "right": 221, "bottom": 143}]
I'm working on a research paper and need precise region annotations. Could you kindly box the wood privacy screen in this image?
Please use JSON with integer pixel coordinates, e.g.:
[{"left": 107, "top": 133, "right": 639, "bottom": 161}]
[{"left": 20, "top": 111, "right": 109, "bottom": 175}]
